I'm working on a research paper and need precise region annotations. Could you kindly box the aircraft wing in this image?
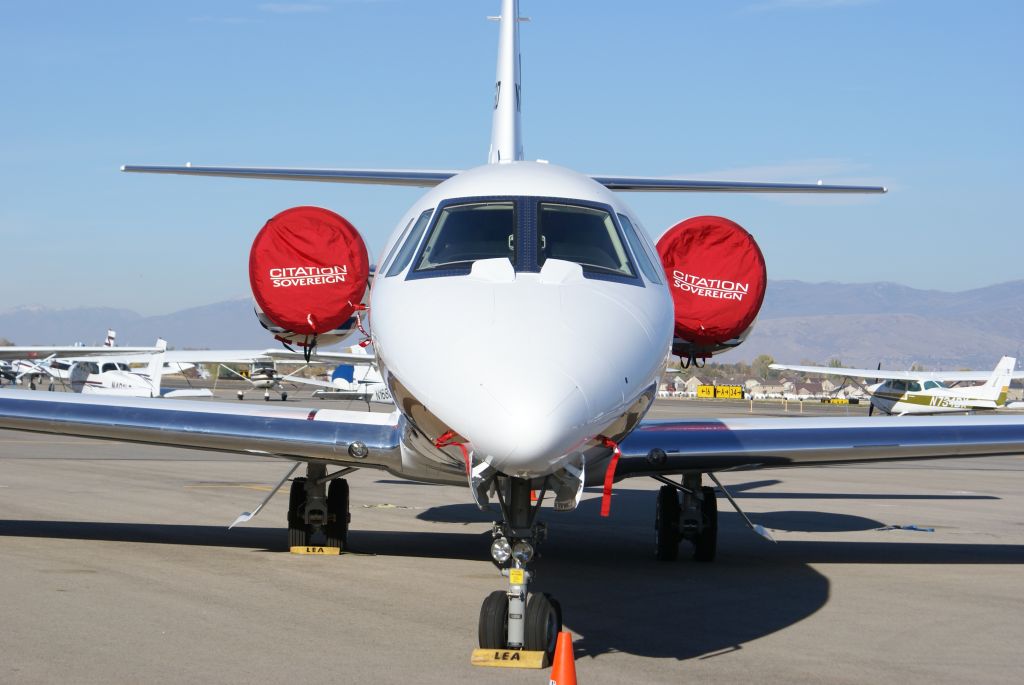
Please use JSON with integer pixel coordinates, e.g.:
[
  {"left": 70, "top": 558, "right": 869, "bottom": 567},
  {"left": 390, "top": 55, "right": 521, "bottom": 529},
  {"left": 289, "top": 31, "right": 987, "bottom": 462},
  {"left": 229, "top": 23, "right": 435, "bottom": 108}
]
[
  {"left": 769, "top": 363, "right": 1024, "bottom": 382},
  {"left": 261, "top": 349, "right": 376, "bottom": 365},
  {"left": 0, "top": 346, "right": 162, "bottom": 361},
  {"left": 0, "top": 390, "right": 401, "bottom": 467},
  {"left": 616, "top": 415, "right": 1024, "bottom": 476},
  {"left": 122, "top": 164, "right": 887, "bottom": 194},
  {"left": 84, "top": 349, "right": 377, "bottom": 366}
]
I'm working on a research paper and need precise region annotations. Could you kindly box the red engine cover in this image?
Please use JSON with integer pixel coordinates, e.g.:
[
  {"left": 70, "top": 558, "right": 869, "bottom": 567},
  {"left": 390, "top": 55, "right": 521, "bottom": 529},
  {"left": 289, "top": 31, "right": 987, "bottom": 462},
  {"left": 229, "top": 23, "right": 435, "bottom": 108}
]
[
  {"left": 656, "top": 216, "right": 767, "bottom": 349},
  {"left": 249, "top": 206, "right": 369, "bottom": 337}
]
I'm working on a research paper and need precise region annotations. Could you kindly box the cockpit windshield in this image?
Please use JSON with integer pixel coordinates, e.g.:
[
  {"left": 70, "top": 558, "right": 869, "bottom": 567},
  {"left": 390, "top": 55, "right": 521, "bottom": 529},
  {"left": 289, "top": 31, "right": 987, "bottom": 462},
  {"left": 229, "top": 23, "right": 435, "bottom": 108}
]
[
  {"left": 415, "top": 201, "right": 515, "bottom": 272},
  {"left": 538, "top": 203, "right": 635, "bottom": 277}
]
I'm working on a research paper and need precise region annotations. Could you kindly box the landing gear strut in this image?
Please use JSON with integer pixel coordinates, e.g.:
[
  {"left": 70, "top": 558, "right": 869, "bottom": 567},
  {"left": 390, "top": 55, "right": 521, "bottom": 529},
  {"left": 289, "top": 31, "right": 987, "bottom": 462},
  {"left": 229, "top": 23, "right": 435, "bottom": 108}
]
[
  {"left": 654, "top": 473, "right": 718, "bottom": 562},
  {"left": 477, "top": 477, "right": 562, "bottom": 663},
  {"left": 287, "top": 463, "right": 351, "bottom": 550}
]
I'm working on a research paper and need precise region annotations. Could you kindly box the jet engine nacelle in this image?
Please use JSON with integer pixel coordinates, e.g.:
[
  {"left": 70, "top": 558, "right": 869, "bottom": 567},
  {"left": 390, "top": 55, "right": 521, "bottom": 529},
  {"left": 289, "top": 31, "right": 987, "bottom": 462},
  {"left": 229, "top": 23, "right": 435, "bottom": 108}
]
[
  {"left": 249, "top": 206, "right": 370, "bottom": 349},
  {"left": 656, "top": 215, "right": 767, "bottom": 366}
]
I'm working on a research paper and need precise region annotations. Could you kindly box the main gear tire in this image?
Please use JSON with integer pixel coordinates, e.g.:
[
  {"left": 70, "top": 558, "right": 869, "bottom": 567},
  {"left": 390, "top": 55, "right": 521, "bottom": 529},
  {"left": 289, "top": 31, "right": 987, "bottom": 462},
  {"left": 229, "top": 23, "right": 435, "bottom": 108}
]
[
  {"left": 655, "top": 485, "right": 681, "bottom": 561},
  {"left": 287, "top": 477, "right": 310, "bottom": 548},
  {"left": 692, "top": 485, "right": 718, "bottom": 562},
  {"left": 324, "top": 478, "right": 349, "bottom": 551}
]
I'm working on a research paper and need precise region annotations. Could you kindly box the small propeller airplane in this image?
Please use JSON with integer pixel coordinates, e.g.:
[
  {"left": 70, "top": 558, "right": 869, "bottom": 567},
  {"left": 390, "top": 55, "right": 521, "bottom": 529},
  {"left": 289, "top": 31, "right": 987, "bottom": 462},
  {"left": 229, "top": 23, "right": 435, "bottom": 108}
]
[
  {"left": 2, "top": 0, "right": 1023, "bottom": 662},
  {"left": 0, "top": 330, "right": 164, "bottom": 391},
  {"left": 281, "top": 346, "right": 393, "bottom": 404},
  {"left": 771, "top": 356, "right": 1023, "bottom": 416}
]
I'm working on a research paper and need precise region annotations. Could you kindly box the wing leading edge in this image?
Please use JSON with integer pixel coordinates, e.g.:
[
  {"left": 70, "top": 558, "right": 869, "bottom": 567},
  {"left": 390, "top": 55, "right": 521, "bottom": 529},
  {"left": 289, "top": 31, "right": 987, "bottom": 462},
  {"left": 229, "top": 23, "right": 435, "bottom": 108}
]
[
  {"left": 617, "top": 415, "right": 1024, "bottom": 477},
  {"left": 0, "top": 390, "right": 402, "bottom": 468}
]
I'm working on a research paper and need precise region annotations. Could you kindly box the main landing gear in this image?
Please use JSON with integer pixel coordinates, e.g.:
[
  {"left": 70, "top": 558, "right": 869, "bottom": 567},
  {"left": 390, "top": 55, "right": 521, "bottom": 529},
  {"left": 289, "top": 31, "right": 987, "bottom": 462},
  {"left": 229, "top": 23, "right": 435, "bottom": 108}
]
[
  {"left": 655, "top": 473, "right": 718, "bottom": 562},
  {"left": 287, "top": 463, "right": 351, "bottom": 550},
  {"left": 235, "top": 388, "right": 288, "bottom": 401},
  {"left": 477, "top": 477, "right": 562, "bottom": 664}
]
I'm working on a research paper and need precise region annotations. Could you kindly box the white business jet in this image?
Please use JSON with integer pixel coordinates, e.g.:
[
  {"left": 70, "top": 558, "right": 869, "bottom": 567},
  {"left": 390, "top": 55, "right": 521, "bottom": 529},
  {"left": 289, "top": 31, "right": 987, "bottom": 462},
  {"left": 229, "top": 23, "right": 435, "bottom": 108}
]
[{"left": 2, "top": 1, "right": 1024, "bottom": 661}]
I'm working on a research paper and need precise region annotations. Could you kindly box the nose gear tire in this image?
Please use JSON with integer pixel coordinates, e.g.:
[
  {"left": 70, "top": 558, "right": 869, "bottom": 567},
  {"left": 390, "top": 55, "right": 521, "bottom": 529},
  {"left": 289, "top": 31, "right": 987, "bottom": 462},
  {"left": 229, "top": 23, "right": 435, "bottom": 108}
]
[
  {"left": 525, "top": 592, "right": 562, "bottom": 660},
  {"left": 478, "top": 590, "right": 510, "bottom": 649}
]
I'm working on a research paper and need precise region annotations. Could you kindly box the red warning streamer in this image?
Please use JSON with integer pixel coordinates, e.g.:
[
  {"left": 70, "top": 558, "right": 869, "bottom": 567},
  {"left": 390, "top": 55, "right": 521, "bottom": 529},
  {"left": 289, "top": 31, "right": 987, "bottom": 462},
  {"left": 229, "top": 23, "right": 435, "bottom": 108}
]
[
  {"left": 434, "top": 430, "right": 471, "bottom": 475},
  {"left": 599, "top": 436, "right": 622, "bottom": 518}
]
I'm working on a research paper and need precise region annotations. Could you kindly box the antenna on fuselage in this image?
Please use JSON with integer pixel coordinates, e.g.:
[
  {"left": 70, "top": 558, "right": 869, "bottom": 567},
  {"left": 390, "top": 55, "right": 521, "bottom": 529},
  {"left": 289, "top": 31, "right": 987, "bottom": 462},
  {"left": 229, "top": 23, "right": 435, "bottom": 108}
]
[{"left": 487, "top": 0, "right": 528, "bottom": 164}]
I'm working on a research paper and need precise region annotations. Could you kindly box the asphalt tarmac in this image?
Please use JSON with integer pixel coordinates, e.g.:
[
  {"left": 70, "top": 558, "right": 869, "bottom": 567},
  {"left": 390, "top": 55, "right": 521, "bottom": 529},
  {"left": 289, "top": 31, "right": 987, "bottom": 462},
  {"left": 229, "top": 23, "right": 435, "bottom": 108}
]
[{"left": 1, "top": 394, "right": 1022, "bottom": 684}]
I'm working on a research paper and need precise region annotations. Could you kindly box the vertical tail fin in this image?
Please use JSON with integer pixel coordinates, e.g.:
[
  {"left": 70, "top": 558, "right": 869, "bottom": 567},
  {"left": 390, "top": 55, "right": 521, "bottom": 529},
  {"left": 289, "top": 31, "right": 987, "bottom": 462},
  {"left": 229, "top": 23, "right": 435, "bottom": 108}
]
[
  {"left": 145, "top": 339, "right": 168, "bottom": 398},
  {"left": 104, "top": 329, "right": 116, "bottom": 347},
  {"left": 487, "top": 0, "right": 525, "bottom": 164},
  {"left": 981, "top": 356, "right": 1016, "bottom": 405}
]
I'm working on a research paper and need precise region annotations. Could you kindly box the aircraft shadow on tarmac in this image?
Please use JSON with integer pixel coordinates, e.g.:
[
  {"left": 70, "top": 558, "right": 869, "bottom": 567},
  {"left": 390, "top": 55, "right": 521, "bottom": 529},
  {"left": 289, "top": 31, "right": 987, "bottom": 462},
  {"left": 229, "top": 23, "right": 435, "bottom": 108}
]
[
  {"left": 722, "top": 479, "right": 1000, "bottom": 500},
  {"left": 2, "top": 485, "right": 1022, "bottom": 661},
  {"left": 410, "top": 489, "right": 1024, "bottom": 660}
]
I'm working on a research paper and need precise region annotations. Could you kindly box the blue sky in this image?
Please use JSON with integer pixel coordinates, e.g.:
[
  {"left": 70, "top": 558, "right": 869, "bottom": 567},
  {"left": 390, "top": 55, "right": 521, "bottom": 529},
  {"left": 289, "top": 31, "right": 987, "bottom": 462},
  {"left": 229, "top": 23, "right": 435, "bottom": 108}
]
[{"left": 1, "top": 0, "right": 1021, "bottom": 314}]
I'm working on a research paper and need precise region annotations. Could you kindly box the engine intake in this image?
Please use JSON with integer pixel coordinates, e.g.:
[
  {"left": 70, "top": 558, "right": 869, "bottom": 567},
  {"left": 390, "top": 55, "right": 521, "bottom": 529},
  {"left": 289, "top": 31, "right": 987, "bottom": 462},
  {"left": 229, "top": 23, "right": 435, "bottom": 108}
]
[
  {"left": 656, "top": 215, "right": 767, "bottom": 365},
  {"left": 249, "top": 206, "right": 370, "bottom": 348}
]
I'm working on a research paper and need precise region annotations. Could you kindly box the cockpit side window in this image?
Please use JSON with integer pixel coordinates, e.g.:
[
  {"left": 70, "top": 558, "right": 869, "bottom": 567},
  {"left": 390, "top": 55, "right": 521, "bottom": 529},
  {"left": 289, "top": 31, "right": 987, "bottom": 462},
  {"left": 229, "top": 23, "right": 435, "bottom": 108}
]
[
  {"left": 908, "top": 381, "right": 922, "bottom": 392},
  {"left": 385, "top": 209, "right": 434, "bottom": 277},
  {"left": 414, "top": 202, "right": 516, "bottom": 272},
  {"left": 923, "top": 380, "right": 944, "bottom": 390},
  {"left": 617, "top": 213, "right": 662, "bottom": 284},
  {"left": 538, "top": 203, "right": 635, "bottom": 277},
  {"left": 379, "top": 216, "right": 415, "bottom": 275}
]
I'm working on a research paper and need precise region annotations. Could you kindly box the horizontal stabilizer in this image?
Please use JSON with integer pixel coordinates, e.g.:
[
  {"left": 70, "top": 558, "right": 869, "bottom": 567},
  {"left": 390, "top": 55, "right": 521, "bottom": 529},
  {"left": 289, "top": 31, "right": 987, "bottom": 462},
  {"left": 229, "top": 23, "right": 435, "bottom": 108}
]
[
  {"left": 122, "top": 164, "right": 887, "bottom": 194},
  {"left": 589, "top": 175, "right": 887, "bottom": 193},
  {"left": 121, "top": 165, "right": 458, "bottom": 188}
]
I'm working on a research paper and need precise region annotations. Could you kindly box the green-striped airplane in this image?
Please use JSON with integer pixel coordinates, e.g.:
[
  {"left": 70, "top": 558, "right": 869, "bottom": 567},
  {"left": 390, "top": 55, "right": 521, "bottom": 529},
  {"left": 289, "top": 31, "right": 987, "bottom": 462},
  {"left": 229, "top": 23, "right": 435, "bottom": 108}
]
[{"left": 770, "top": 357, "right": 1023, "bottom": 416}]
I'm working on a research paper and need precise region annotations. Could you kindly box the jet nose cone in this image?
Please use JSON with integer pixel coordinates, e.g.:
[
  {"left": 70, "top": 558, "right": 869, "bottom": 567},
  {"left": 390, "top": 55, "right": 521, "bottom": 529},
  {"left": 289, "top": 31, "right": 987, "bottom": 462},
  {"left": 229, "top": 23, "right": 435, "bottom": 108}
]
[{"left": 469, "top": 366, "right": 591, "bottom": 474}]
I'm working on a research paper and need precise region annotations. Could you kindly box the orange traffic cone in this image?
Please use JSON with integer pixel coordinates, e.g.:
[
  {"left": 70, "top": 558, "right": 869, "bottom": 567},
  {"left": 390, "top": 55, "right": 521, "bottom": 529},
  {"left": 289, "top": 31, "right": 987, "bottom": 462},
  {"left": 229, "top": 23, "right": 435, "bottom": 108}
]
[{"left": 548, "top": 631, "right": 576, "bottom": 684}]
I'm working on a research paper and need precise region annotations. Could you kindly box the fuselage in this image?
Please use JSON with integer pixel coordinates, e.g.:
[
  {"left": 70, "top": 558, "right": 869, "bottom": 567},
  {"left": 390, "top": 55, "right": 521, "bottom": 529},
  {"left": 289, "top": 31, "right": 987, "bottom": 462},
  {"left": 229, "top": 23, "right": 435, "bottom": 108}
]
[
  {"left": 371, "top": 162, "right": 673, "bottom": 480},
  {"left": 868, "top": 379, "right": 1003, "bottom": 415}
]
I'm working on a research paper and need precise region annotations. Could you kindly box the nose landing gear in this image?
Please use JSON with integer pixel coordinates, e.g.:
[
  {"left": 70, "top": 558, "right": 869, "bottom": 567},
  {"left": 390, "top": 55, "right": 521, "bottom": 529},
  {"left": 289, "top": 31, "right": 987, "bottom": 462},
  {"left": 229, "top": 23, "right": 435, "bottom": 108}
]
[{"left": 477, "top": 477, "right": 562, "bottom": 664}]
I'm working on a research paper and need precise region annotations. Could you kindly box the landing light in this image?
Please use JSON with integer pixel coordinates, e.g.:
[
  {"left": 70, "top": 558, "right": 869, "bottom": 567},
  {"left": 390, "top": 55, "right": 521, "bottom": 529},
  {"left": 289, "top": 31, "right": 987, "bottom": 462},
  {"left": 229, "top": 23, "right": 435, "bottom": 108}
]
[
  {"left": 348, "top": 441, "right": 369, "bottom": 459},
  {"left": 512, "top": 541, "right": 534, "bottom": 563},
  {"left": 490, "top": 537, "right": 512, "bottom": 564}
]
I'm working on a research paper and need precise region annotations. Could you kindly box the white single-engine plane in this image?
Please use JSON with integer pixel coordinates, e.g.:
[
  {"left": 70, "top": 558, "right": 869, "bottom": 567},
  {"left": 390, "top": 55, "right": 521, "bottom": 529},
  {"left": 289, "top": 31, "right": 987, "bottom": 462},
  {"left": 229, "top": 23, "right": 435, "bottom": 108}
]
[
  {"left": 2, "top": 1, "right": 1024, "bottom": 661},
  {"left": 771, "top": 357, "right": 1023, "bottom": 415}
]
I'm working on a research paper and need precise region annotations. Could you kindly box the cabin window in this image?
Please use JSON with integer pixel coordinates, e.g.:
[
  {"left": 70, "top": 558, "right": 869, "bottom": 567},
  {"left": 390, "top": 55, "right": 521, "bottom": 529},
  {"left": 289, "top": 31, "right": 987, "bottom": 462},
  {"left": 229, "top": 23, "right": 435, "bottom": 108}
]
[
  {"left": 414, "top": 202, "right": 516, "bottom": 272},
  {"left": 618, "top": 213, "right": 662, "bottom": 284},
  {"left": 538, "top": 203, "right": 635, "bottom": 277},
  {"left": 907, "top": 381, "right": 921, "bottom": 392},
  {"left": 385, "top": 209, "right": 434, "bottom": 277}
]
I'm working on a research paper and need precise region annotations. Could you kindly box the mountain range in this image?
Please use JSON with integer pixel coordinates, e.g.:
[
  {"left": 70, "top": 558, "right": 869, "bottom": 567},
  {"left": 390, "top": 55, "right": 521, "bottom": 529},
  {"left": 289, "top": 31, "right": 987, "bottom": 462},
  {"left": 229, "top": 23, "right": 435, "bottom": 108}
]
[{"left": 2, "top": 280, "right": 1022, "bottom": 369}]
